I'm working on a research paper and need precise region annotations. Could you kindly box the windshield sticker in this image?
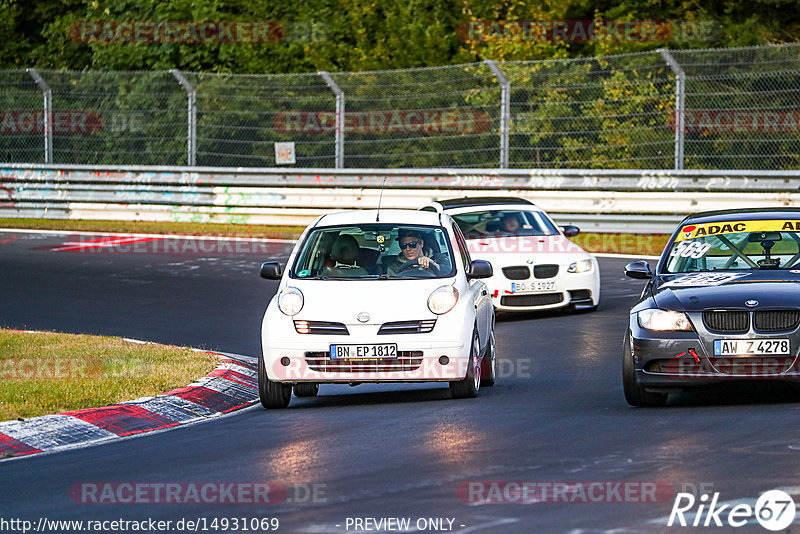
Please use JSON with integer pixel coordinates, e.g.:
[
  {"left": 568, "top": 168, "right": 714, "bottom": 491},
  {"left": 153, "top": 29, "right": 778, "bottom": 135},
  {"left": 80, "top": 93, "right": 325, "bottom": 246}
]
[
  {"left": 670, "top": 240, "right": 713, "bottom": 259},
  {"left": 676, "top": 220, "right": 800, "bottom": 242},
  {"left": 662, "top": 272, "right": 750, "bottom": 288},
  {"left": 297, "top": 269, "right": 310, "bottom": 277}
]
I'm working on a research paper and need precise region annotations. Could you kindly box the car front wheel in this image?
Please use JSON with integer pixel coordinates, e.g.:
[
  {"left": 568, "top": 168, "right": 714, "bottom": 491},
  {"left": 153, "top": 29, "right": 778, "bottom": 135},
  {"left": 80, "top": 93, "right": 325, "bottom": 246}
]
[
  {"left": 258, "top": 355, "right": 292, "bottom": 409},
  {"left": 450, "top": 329, "right": 481, "bottom": 399},
  {"left": 622, "top": 333, "right": 667, "bottom": 407}
]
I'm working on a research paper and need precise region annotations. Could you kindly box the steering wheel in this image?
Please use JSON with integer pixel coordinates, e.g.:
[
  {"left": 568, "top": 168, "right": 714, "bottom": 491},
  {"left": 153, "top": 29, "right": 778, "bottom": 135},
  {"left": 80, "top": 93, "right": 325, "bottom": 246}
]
[{"left": 395, "top": 258, "right": 441, "bottom": 276}]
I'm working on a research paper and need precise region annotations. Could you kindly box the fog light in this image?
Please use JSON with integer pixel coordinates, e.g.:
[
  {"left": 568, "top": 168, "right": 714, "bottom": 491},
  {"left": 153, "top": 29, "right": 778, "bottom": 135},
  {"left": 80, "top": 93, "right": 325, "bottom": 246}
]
[
  {"left": 438, "top": 355, "right": 449, "bottom": 365},
  {"left": 280, "top": 357, "right": 291, "bottom": 367}
]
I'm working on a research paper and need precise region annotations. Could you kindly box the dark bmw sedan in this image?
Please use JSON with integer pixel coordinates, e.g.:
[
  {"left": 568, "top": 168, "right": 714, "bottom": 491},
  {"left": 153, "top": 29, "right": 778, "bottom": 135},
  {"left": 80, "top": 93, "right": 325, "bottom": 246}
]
[{"left": 623, "top": 208, "right": 800, "bottom": 406}]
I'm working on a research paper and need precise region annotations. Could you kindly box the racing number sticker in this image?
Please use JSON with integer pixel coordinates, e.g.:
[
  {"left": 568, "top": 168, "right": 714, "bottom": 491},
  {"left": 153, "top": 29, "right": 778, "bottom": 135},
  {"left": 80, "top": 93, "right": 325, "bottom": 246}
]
[
  {"left": 670, "top": 240, "right": 712, "bottom": 259},
  {"left": 662, "top": 272, "right": 750, "bottom": 288}
]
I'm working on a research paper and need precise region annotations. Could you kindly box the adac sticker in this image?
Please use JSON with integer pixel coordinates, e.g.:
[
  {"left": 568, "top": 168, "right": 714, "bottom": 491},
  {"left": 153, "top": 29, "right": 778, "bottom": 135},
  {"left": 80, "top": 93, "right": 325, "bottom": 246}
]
[
  {"left": 675, "top": 219, "right": 800, "bottom": 242},
  {"left": 662, "top": 272, "right": 750, "bottom": 288}
]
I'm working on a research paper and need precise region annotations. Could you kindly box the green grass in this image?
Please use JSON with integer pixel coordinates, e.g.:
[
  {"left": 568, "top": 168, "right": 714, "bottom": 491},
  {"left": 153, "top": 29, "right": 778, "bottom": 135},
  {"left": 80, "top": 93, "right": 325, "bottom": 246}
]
[
  {"left": 571, "top": 233, "right": 670, "bottom": 256},
  {"left": 0, "top": 217, "right": 670, "bottom": 255},
  {"left": 0, "top": 330, "right": 219, "bottom": 421},
  {"left": 0, "top": 218, "right": 304, "bottom": 239}
]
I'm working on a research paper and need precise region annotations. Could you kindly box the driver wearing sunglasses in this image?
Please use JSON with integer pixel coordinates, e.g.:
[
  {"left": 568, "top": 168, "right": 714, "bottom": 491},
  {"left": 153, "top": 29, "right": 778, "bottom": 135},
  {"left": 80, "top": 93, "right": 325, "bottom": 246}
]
[{"left": 386, "top": 229, "right": 441, "bottom": 275}]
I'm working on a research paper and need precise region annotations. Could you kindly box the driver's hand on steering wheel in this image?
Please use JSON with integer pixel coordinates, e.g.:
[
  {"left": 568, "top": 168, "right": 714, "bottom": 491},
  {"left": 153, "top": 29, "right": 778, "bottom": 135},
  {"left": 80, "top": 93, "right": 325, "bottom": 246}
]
[{"left": 417, "top": 256, "right": 439, "bottom": 270}]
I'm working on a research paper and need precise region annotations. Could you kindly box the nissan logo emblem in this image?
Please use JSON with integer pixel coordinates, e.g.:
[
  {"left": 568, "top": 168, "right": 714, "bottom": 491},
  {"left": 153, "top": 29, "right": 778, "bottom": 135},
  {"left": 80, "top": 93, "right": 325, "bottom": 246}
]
[
  {"left": 357, "top": 312, "right": 370, "bottom": 323},
  {"left": 745, "top": 300, "right": 759, "bottom": 307}
]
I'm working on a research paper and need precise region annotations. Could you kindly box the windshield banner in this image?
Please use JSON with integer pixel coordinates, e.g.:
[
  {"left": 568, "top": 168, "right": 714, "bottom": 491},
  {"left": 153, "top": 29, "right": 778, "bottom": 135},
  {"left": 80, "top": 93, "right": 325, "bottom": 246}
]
[{"left": 675, "top": 220, "right": 800, "bottom": 242}]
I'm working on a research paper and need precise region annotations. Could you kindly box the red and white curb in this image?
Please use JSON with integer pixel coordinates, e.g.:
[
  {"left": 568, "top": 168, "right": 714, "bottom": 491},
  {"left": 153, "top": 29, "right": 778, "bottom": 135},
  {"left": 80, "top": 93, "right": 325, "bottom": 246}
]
[{"left": 0, "top": 336, "right": 259, "bottom": 459}]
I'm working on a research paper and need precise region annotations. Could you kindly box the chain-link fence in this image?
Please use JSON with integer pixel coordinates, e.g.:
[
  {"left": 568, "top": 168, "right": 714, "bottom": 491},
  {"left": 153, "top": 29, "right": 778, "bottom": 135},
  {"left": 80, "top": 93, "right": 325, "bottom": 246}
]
[{"left": 3, "top": 42, "right": 800, "bottom": 169}]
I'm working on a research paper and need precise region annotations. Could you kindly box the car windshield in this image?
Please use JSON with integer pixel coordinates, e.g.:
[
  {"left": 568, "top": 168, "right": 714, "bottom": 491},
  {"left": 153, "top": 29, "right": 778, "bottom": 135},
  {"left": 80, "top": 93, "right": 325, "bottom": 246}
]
[
  {"left": 663, "top": 219, "right": 800, "bottom": 273},
  {"left": 451, "top": 209, "right": 560, "bottom": 239},
  {"left": 290, "top": 224, "right": 456, "bottom": 279}
]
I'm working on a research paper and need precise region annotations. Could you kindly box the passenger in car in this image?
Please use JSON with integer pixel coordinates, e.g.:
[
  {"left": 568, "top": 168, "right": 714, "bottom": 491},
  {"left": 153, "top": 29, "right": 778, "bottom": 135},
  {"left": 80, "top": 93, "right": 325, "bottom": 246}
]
[
  {"left": 498, "top": 213, "right": 521, "bottom": 234},
  {"left": 322, "top": 235, "right": 369, "bottom": 277}
]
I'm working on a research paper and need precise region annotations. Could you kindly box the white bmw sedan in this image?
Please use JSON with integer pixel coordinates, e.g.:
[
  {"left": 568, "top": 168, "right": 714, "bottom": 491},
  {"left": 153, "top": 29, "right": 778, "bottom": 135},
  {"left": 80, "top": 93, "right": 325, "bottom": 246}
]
[
  {"left": 258, "top": 209, "right": 496, "bottom": 408},
  {"left": 421, "top": 197, "right": 600, "bottom": 313}
]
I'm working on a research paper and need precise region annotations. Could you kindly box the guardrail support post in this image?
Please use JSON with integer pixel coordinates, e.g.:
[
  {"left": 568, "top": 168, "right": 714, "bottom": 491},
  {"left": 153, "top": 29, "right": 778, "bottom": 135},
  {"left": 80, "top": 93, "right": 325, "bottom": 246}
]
[
  {"left": 26, "top": 68, "right": 52, "bottom": 164},
  {"left": 319, "top": 71, "right": 345, "bottom": 169},
  {"left": 170, "top": 69, "right": 197, "bottom": 166},
  {"left": 485, "top": 60, "right": 510, "bottom": 169},
  {"left": 658, "top": 49, "right": 685, "bottom": 171}
]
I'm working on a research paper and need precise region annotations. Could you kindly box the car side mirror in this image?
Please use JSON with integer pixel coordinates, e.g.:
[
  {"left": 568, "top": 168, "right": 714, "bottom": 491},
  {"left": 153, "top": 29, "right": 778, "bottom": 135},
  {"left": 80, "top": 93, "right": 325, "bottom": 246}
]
[
  {"left": 624, "top": 260, "right": 653, "bottom": 279},
  {"left": 260, "top": 261, "right": 283, "bottom": 280},
  {"left": 467, "top": 259, "right": 493, "bottom": 280},
  {"left": 562, "top": 225, "right": 580, "bottom": 237}
]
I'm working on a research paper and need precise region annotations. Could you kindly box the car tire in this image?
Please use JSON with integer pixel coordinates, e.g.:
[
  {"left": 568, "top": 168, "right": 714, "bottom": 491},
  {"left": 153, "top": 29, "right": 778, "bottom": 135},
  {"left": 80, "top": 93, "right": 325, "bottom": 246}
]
[
  {"left": 480, "top": 328, "right": 496, "bottom": 387},
  {"left": 294, "top": 383, "right": 319, "bottom": 397},
  {"left": 450, "top": 329, "right": 481, "bottom": 399},
  {"left": 258, "top": 355, "right": 291, "bottom": 409},
  {"left": 622, "top": 333, "right": 667, "bottom": 407}
]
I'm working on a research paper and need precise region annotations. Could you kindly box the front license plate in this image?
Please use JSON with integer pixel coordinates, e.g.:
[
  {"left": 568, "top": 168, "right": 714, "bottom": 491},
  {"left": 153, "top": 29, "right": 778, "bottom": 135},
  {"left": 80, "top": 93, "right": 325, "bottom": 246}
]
[
  {"left": 511, "top": 281, "right": 556, "bottom": 293},
  {"left": 713, "top": 339, "right": 791, "bottom": 356},
  {"left": 330, "top": 343, "right": 397, "bottom": 359}
]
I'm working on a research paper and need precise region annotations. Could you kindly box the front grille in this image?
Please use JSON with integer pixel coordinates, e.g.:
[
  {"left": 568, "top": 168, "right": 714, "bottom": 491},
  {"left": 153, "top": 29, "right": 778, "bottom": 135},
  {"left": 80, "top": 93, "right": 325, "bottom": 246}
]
[
  {"left": 702, "top": 311, "right": 749, "bottom": 333},
  {"left": 500, "top": 293, "right": 563, "bottom": 307},
  {"left": 533, "top": 264, "right": 559, "bottom": 279},
  {"left": 293, "top": 320, "right": 349, "bottom": 335},
  {"left": 502, "top": 266, "right": 529, "bottom": 280},
  {"left": 378, "top": 319, "right": 436, "bottom": 335},
  {"left": 304, "top": 351, "right": 423, "bottom": 372},
  {"left": 754, "top": 311, "right": 800, "bottom": 332}
]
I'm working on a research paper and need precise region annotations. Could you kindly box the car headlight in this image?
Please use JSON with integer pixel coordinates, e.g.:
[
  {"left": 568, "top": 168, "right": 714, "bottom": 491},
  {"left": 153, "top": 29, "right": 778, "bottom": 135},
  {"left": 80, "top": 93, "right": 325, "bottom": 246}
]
[
  {"left": 428, "top": 285, "right": 459, "bottom": 315},
  {"left": 277, "top": 287, "right": 304, "bottom": 316},
  {"left": 638, "top": 309, "right": 693, "bottom": 331},
  {"left": 567, "top": 259, "right": 593, "bottom": 273}
]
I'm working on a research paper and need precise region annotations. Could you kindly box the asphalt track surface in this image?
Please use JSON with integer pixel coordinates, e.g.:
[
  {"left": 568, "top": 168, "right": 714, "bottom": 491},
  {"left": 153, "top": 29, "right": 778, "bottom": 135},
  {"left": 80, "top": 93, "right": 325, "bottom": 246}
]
[{"left": 3, "top": 230, "right": 800, "bottom": 533}]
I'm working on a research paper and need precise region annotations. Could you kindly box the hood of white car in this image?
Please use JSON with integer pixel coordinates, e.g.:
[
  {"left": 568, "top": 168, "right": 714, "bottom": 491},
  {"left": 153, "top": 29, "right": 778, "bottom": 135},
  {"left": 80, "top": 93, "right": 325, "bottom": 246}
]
[
  {"left": 465, "top": 235, "right": 592, "bottom": 266},
  {"left": 280, "top": 278, "right": 454, "bottom": 324}
]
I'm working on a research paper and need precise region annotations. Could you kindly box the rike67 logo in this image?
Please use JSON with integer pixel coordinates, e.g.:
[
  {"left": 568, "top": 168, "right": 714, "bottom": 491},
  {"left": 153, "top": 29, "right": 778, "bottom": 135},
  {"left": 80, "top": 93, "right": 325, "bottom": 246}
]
[{"left": 668, "top": 490, "right": 796, "bottom": 530}]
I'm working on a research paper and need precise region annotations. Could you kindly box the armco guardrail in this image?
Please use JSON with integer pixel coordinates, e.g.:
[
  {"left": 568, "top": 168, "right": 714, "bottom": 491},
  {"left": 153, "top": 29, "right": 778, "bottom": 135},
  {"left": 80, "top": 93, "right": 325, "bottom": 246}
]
[{"left": 2, "top": 164, "right": 799, "bottom": 233}]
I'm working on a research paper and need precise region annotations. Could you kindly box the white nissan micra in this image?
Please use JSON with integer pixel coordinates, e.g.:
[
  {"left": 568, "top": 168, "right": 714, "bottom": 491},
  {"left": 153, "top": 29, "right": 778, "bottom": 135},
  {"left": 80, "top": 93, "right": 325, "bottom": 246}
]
[{"left": 259, "top": 209, "right": 496, "bottom": 408}]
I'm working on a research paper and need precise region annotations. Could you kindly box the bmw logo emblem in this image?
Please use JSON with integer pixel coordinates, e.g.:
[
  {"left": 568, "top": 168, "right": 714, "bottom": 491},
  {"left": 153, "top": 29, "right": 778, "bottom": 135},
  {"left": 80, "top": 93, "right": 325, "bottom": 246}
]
[
  {"left": 357, "top": 312, "right": 370, "bottom": 323},
  {"left": 745, "top": 300, "right": 759, "bottom": 307},
  {"left": 526, "top": 260, "right": 535, "bottom": 264}
]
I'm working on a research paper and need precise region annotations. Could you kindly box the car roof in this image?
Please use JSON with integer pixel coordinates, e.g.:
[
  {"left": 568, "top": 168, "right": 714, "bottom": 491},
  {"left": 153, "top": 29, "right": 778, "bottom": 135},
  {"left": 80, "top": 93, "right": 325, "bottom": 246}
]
[
  {"left": 314, "top": 209, "right": 444, "bottom": 227},
  {"left": 432, "top": 197, "right": 535, "bottom": 209},
  {"left": 681, "top": 207, "right": 800, "bottom": 225}
]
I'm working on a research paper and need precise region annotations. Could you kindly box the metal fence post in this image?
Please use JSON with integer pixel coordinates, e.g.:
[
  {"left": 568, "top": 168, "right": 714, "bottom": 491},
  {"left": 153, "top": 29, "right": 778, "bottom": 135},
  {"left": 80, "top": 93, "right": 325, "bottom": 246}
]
[
  {"left": 26, "top": 68, "right": 52, "bottom": 164},
  {"left": 169, "top": 69, "right": 196, "bottom": 166},
  {"left": 658, "top": 49, "right": 685, "bottom": 171},
  {"left": 319, "top": 71, "right": 345, "bottom": 169},
  {"left": 485, "top": 60, "right": 510, "bottom": 169}
]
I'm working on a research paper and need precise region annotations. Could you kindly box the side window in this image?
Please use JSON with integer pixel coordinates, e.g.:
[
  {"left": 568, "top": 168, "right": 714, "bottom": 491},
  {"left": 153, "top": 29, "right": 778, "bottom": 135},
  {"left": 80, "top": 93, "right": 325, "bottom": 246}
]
[{"left": 451, "top": 222, "right": 472, "bottom": 271}]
